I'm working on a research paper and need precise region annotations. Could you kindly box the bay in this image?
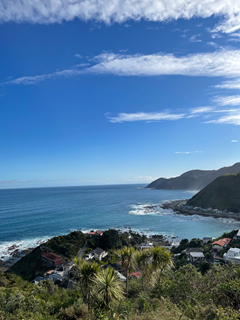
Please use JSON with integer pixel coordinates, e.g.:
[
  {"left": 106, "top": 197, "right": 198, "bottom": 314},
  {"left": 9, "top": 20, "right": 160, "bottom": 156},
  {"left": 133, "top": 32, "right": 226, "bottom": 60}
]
[{"left": 1, "top": 184, "right": 240, "bottom": 257}]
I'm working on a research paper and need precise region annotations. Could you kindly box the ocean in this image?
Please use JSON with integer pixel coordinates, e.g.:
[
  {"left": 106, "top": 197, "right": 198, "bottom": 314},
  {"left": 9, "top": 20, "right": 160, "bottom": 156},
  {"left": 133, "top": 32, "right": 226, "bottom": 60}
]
[{"left": 1, "top": 184, "right": 240, "bottom": 259}]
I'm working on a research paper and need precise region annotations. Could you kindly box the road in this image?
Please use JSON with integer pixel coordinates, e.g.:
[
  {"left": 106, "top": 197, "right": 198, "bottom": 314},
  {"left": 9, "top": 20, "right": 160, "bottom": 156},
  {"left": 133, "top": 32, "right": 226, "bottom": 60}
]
[{"left": 78, "top": 242, "right": 87, "bottom": 259}]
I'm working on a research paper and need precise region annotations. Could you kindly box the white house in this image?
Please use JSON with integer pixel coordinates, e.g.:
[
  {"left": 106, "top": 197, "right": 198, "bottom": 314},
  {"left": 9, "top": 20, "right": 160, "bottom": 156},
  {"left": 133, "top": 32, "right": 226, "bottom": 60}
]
[
  {"left": 223, "top": 248, "right": 240, "bottom": 264},
  {"left": 54, "top": 262, "right": 74, "bottom": 277},
  {"left": 233, "top": 230, "right": 240, "bottom": 241},
  {"left": 115, "top": 271, "right": 126, "bottom": 282},
  {"left": 85, "top": 247, "right": 108, "bottom": 261},
  {"left": 189, "top": 252, "right": 205, "bottom": 263},
  {"left": 203, "top": 237, "right": 214, "bottom": 244},
  {"left": 137, "top": 241, "right": 153, "bottom": 250}
]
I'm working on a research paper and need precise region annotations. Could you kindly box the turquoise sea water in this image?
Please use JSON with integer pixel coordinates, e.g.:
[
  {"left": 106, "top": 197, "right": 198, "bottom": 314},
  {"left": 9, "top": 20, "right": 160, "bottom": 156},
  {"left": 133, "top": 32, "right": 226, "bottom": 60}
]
[{"left": 1, "top": 184, "right": 240, "bottom": 258}]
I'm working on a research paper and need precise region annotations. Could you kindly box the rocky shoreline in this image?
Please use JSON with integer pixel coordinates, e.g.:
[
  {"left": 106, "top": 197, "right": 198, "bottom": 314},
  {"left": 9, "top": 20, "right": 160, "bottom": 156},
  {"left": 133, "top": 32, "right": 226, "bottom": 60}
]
[
  {"left": 0, "top": 239, "right": 46, "bottom": 270},
  {"left": 161, "top": 200, "right": 240, "bottom": 222}
]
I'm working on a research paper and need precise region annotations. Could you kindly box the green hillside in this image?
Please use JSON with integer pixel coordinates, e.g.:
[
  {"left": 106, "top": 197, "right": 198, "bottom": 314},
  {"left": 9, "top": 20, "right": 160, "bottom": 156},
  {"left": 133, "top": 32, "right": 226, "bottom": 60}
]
[
  {"left": 8, "top": 231, "right": 87, "bottom": 281},
  {"left": 187, "top": 173, "right": 240, "bottom": 212},
  {"left": 146, "top": 162, "right": 240, "bottom": 190}
]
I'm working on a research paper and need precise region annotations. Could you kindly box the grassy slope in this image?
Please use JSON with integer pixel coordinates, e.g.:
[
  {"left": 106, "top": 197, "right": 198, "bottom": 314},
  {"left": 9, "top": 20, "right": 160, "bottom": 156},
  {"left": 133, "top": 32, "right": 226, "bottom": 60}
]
[
  {"left": 187, "top": 174, "right": 240, "bottom": 213},
  {"left": 8, "top": 231, "right": 87, "bottom": 281}
]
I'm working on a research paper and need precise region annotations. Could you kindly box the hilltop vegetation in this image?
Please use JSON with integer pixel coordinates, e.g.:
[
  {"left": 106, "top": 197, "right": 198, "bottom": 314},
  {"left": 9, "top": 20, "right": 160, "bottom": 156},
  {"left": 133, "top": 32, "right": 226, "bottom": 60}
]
[
  {"left": 87, "top": 229, "right": 146, "bottom": 251},
  {"left": 146, "top": 162, "right": 240, "bottom": 190},
  {"left": 9, "top": 231, "right": 87, "bottom": 281},
  {"left": 2, "top": 229, "right": 240, "bottom": 320},
  {"left": 187, "top": 173, "right": 240, "bottom": 212}
]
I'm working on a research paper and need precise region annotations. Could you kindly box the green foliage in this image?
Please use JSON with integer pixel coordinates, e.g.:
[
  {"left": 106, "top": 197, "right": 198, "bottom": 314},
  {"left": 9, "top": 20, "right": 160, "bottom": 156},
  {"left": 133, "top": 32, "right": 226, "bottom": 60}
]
[
  {"left": 8, "top": 246, "right": 49, "bottom": 281},
  {"left": 4, "top": 229, "right": 240, "bottom": 320},
  {"left": 46, "top": 231, "right": 87, "bottom": 259},
  {"left": 172, "top": 237, "right": 202, "bottom": 254},
  {"left": 93, "top": 267, "right": 124, "bottom": 308},
  {"left": 87, "top": 230, "right": 146, "bottom": 251},
  {"left": 187, "top": 173, "right": 240, "bottom": 212},
  {"left": 8, "top": 231, "right": 87, "bottom": 281}
]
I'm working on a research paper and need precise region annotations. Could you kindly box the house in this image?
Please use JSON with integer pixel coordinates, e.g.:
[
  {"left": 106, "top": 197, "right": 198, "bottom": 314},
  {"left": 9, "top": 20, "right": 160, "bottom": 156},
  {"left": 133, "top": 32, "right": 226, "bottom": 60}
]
[
  {"left": 54, "top": 262, "right": 74, "bottom": 277},
  {"left": 202, "top": 237, "right": 214, "bottom": 244},
  {"left": 42, "top": 252, "right": 65, "bottom": 267},
  {"left": 212, "top": 238, "right": 231, "bottom": 253},
  {"left": 48, "top": 273, "right": 64, "bottom": 283},
  {"left": 137, "top": 241, "right": 153, "bottom": 250},
  {"left": 85, "top": 247, "right": 108, "bottom": 261},
  {"left": 185, "top": 248, "right": 203, "bottom": 261},
  {"left": 44, "top": 270, "right": 55, "bottom": 277},
  {"left": 87, "top": 230, "right": 103, "bottom": 237},
  {"left": 233, "top": 230, "right": 240, "bottom": 241},
  {"left": 189, "top": 252, "right": 205, "bottom": 263},
  {"left": 223, "top": 248, "right": 240, "bottom": 264},
  {"left": 32, "top": 276, "right": 45, "bottom": 285},
  {"left": 110, "top": 262, "right": 122, "bottom": 272},
  {"left": 55, "top": 279, "right": 76, "bottom": 290},
  {"left": 88, "top": 232, "right": 96, "bottom": 237},
  {"left": 213, "top": 255, "right": 224, "bottom": 265},
  {"left": 129, "top": 271, "right": 142, "bottom": 279},
  {"left": 115, "top": 271, "right": 126, "bottom": 282}
]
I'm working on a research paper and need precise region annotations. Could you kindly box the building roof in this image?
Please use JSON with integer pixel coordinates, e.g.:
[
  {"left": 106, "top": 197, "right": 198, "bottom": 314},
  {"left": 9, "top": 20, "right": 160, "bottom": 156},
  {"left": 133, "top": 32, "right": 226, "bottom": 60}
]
[
  {"left": 44, "top": 270, "right": 55, "bottom": 276},
  {"left": 186, "top": 248, "right": 203, "bottom": 253},
  {"left": 96, "top": 230, "right": 103, "bottom": 234},
  {"left": 129, "top": 271, "right": 142, "bottom": 278},
  {"left": 92, "top": 247, "right": 104, "bottom": 255},
  {"left": 42, "top": 252, "right": 63, "bottom": 261},
  {"left": 33, "top": 276, "right": 44, "bottom": 283},
  {"left": 212, "top": 238, "right": 231, "bottom": 247},
  {"left": 190, "top": 252, "right": 205, "bottom": 258},
  {"left": 115, "top": 271, "right": 126, "bottom": 282},
  {"left": 88, "top": 232, "right": 96, "bottom": 235},
  {"left": 228, "top": 248, "right": 240, "bottom": 254},
  {"left": 55, "top": 260, "right": 65, "bottom": 265},
  {"left": 110, "top": 262, "right": 121, "bottom": 271}
]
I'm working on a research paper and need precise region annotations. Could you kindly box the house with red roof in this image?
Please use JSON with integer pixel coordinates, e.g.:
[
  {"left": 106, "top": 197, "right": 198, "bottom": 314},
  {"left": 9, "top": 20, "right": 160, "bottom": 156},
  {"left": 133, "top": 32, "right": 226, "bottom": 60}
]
[
  {"left": 212, "top": 238, "right": 231, "bottom": 253},
  {"left": 42, "top": 252, "right": 65, "bottom": 267},
  {"left": 129, "top": 271, "right": 142, "bottom": 279},
  {"left": 87, "top": 230, "right": 103, "bottom": 237}
]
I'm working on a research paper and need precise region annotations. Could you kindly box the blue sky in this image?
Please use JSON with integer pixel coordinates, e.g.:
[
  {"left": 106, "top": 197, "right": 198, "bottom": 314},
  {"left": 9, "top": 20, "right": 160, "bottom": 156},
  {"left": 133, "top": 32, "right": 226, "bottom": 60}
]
[{"left": 1, "top": 0, "right": 240, "bottom": 188}]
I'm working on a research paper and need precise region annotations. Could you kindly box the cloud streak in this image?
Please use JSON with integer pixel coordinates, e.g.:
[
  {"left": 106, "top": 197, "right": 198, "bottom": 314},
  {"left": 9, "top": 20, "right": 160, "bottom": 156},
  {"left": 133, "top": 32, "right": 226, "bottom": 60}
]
[
  {"left": 1, "top": 0, "right": 240, "bottom": 33},
  {"left": 4, "top": 49, "right": 240, "bottom": 86},
  {"left": 106, "top": 112, "right": 185, "bottom": 123},
  {"left": 213, "top": 95, "right": 240, "bottom": 106}
]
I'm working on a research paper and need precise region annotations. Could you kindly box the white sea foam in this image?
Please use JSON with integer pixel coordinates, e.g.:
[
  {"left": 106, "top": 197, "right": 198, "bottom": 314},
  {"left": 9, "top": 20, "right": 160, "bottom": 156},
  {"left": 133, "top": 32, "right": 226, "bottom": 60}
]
[
  {"left": 0, "top": 236, "right": 50, "bottom": 261},
  {"left": 128, "top": 203, "right": 174, "bottom": 216}
]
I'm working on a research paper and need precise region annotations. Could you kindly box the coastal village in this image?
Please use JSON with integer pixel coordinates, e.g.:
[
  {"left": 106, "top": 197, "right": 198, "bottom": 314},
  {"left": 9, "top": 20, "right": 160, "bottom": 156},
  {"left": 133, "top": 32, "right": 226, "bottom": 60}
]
[{"left": 2, "top": 227, "right": 239, "bottom": 290}]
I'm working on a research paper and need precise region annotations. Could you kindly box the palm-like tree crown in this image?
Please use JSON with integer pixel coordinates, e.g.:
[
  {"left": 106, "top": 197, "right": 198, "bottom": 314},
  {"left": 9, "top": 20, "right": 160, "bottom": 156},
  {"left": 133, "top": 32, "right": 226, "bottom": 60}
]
[{"left": 93, "top": 267, "right": 124, "bottom": 307}]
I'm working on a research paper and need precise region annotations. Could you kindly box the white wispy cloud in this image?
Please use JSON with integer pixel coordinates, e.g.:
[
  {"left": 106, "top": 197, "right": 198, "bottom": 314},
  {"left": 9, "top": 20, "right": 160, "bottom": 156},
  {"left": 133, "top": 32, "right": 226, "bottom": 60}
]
[
  {"left": 4, "top": 68, "right": 84, "bottom": 85},
  {"left": 215, "top": 79, "right": 240, "bottom": 90},
  {"left": 175, "top": 151, "right": 191, "bottom": 154},
  {"left": 231, "top": 140, "right": 238, "bottom": 142},
  {"left": 206, "top": 109, "right": 240, "bottom": 125},
  {"left": 88, "top": 50, "right": 240, "bottom": 78},
  {"left": 190, "top": 107, "right": 215, "bottom": 114},
  {"left": 1, "top": 1, "right": 240, "bottom": 33},
  {"left": 74, "top": 54, "right": 82, "bottom": 58},
  {"left": 106, "top": 112, "right": 186, "bottom": 123},
  {"left": 213, "top": 95, "right": 240, "bottom": 106},
  {"left": 4, "top": 49, "right": 240, "bottom": 86},
  {"left": 175, "top": 151, "right": 202, "bottom": 154},
  {"left": 189, "top": 34, "right": 202, "bottom": 43}
]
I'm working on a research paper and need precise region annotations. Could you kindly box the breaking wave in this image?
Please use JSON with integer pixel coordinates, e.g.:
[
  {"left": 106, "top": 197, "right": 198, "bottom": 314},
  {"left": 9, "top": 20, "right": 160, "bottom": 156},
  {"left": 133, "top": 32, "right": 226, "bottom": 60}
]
[{"left": 128, "top": 203, "right": 174, "bottom": 216}]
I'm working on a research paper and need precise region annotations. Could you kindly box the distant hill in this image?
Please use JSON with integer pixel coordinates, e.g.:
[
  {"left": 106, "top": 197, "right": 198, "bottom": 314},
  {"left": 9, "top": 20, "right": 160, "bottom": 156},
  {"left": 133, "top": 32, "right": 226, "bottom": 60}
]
[
  {"left": 146, "top": 162, "right": 240, "bottom": 190},
  {"left": 187, "top": 174, "right": 240, "bottom": 213}
]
